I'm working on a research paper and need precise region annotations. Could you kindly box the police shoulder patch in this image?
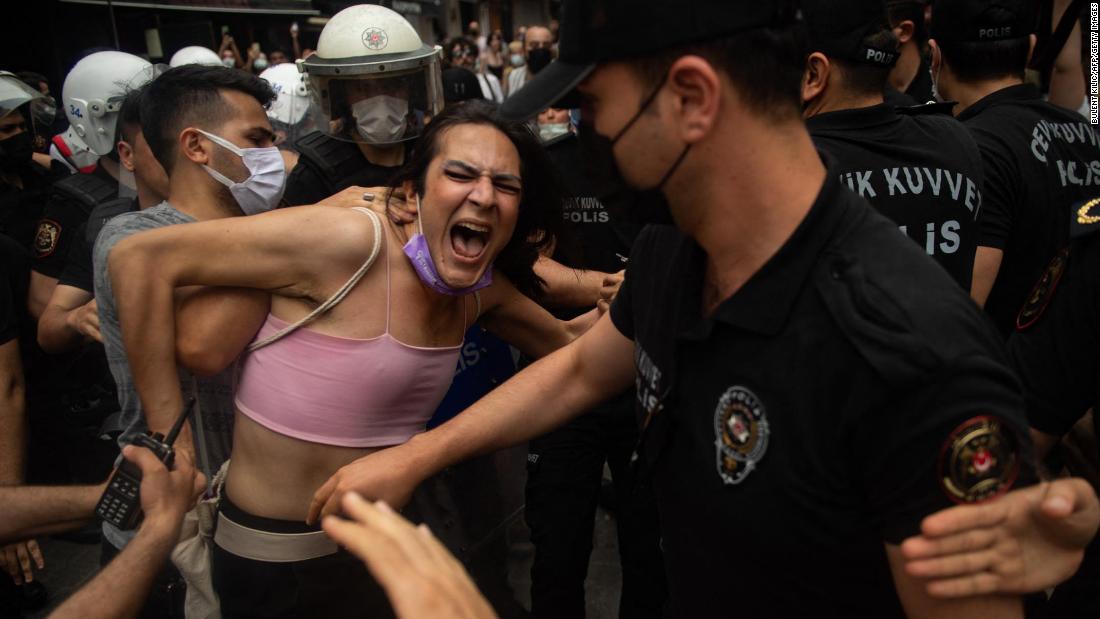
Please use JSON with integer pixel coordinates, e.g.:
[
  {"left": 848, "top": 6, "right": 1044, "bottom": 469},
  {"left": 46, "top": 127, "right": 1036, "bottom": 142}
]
[
  {"left": 1071, "top": 197, "right": 1100, "bottom": 239},
  {"left": 713, "top": 386, "right": 769, "bottom": 485},
  {"left": 34, "top": 219, "right": 61, "bottom": 257},
  {"left": 937, "top": 415, "right": 1019, "bottom": 504},
  {"left": 1016, "top": 246, "right": 1069, "bottom": 331}
]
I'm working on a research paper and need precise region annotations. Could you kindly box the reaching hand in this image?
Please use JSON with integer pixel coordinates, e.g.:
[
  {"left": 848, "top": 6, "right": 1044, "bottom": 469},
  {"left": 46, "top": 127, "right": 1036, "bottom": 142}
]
[
  {"left": 385, "top": 189, "right": 415, "bottom": 225},
  {"left": 314, "top": 186, "right": 395, "bottom": 215},
  {"left": 66, "top": 298, "right": 101, "bottom": 342},
  {"left": 901, "top": 478, "right": 1100, "bottom": 597},
  {"left": 307, "top": 447, "right": 425, "bottom": 524},
  {"left": 323, "top": 493, "right": 497, "bottom": 619},
  {"left": 123, "top": 445, "right": 205, "bottom": 534},
  {"left": 1, "top": 539, "right": 44, "bottom": 585},
  {"left": 599, "top": 270, "right": 625, "bottom": 306}
]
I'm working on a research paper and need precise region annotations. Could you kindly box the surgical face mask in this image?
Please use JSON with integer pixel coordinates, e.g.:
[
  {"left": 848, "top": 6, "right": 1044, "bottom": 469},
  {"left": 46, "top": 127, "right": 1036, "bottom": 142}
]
[
  {"left": 538, "top": 122, "right": 571, "bottom": 142},
  {"left": 253, "top": 58, "right": 269, "bottom": 72},
  {"left": 197, "top": 129, "right": 286, "bottom": 215},
  {"left": 527, "top": 48, "right": 552, "bottom": 74},
  {"left": 352, "top": 95, "right": 408, "bottom": 144},
  {"left": 577, "top": 72, "right": 688, "bottom": 227},
  {"left": 403, "top": 194, "right": 493, "bottom": 296},
  {"left": 510, "top": 53, "right": 525, "bottom": 67},
  {"left": 0, "top": 131, "right": 32, "bottom": 170},
  {"left": 221, "top": 57, "right": 236, "bottom": 68}
]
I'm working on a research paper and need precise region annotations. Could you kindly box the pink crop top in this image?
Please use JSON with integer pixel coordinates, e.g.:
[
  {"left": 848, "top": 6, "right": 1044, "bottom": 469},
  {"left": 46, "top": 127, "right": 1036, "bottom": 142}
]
[{"left": 234, "top": 223, "right": 464, "bottom": 448}]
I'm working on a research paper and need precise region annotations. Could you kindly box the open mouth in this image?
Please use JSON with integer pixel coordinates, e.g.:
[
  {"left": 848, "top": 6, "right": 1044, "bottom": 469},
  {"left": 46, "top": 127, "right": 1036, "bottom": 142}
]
[{"left": 450, "top": 221, "right": 491, "bottom": 260}]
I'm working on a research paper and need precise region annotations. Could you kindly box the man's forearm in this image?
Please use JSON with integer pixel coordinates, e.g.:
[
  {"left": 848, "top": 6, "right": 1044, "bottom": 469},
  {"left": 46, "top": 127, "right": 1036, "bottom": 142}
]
[
  {"left": 48, "top": 518, "right": 179, "bottom": 619},
  {"left": 38, "top": 305, "right": 84, "bottom": 354},
  {"left": 0, "top": 484, "right": 102, "bottom": 544},
  {"left": 0, "top": 340, "right": 26, "bottom": 485},
  {"left": 534, "top": 256, "right": 605, "bottom": 309},
  {"left": 110, "top": 245, "right": 186, "bottom": 431}
]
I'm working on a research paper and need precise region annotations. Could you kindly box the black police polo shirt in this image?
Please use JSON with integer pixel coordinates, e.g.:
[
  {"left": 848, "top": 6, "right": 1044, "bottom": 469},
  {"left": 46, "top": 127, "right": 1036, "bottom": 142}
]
[
  {"left": 544, "top": 134, "right": 641, "bottom": 320},
  {"left": 809, "top": 103, "right": 985, "bottom": 289},
  {"left": 1008, "top": 233, "right": 1100, "bottom": 440},
  {"left": 282, "top": 146, "right": 403, "bottom": 207},
  {"left": 33, "top": 166, "right": 119, "bottom": 279},
  {"left": 609, "top": 169, "right": 1033, "bottom": 617},
  {"left": 959, "top": 84, "right": 1100, "bottom": 337}
]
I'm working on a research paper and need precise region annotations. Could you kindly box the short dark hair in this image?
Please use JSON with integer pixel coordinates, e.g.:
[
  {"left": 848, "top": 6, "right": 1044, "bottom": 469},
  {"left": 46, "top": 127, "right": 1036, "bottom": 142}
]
[
  {"left": 628, "top": 25, "right": 807, "bottom": 122},
  {"left": 937, "top": 36, "right": 1030, "bottom": 82},
  {"left": 832, "top": 28, "right": 901, "bottom": 96},
  {"left": 118, "top": 87, "right": 143, "bottom": 144},
  {"left": 886, "top": 1, "right": 929, "bottom": 46},
  {"left": 139, "top": 65, "right": 275, "bottom": 172},
  {"left": 387, "top": 100, "right": 561, "bottom": 299}
]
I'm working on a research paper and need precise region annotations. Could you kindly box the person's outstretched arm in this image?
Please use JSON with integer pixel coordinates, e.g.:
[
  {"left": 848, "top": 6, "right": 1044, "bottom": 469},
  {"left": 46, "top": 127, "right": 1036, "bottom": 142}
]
[{"left": 309, "top": 312, "right": 635, "bottom": 521}]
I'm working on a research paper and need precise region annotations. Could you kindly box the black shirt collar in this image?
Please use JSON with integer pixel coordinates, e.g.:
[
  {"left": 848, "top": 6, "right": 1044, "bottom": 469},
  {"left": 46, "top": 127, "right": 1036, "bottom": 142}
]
[
  {"left": 806, "top": 103, "right": 898, "bottom": 134},
  {"left": 676, "top": 159, "right": 852, "bottom": 339},
  {"left": 957, "top": 83, "right": 1041, "bottom": 122}
]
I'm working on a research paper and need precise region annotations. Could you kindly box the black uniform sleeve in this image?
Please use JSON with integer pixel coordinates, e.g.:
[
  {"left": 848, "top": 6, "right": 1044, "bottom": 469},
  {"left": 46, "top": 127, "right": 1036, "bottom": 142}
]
[
  {"left": 971, "top": 130, "right": 1018, "bottom": 250},
  {"left": 281, "top": 162, "right": 329, "bottom": 207},
  {"left": 855, "top": 355, "right": 1033, "bottom": 544},
  {"left": 57, "top": 222, "right": 95, "bottom": 293},
  {"left": 1008, "top": 240, "right": 1100, "bottom": 436},
  {"left": 609, "top": 229, "right": 654, "bottom": 340},
  {"left": 31, "top": 193, "right": 85, "bottom": 278}
]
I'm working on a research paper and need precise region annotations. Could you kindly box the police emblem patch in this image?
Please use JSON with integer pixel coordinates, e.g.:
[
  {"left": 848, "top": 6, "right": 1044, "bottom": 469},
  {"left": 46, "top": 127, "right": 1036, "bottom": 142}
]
[
  {"left": 362, "top": 27, "right": 388, "bottom": 51},
  {"left": 1016, "top": 247, "right": 1068, "bottom": 331},
  {"left": 713, "top": 386, "right": 769, "bottom": 485},
  {"left": 938, "top": 415, "right": 1019, "bottom": 504},
  {"left": 34, "top": 219, "right": 61, "bottom": 257}
]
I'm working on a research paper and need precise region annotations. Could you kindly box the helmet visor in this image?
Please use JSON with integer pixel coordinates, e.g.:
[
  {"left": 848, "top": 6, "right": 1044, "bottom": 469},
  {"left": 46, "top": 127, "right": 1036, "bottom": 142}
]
[
  {"left": 0, "top": 75, "right": 44, "bottom": 119},
  {"left": 307, "top": 64, "right": 443, "bottom": 145}
]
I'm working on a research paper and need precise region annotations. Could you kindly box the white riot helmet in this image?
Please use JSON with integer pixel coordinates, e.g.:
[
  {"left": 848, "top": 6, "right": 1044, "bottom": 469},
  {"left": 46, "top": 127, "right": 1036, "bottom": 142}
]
[
  {"left": 260, "top": 62, "right": 318, "bottom": 150},
  {"left": 0, "top": 71, "right": 45, "bottom": 120},
  {"left": 300, "top": 4, "right": 443, "bottom": 145},
  {"left": 169, "top": 46, "right": 223, "bottom": 68},
  {"left": 62, "top": 51, "right": 156, "bottom": 156}
]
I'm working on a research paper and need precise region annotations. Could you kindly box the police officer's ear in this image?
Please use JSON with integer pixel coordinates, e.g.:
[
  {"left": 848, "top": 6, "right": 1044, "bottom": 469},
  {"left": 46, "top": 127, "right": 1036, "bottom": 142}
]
[
  {"left": 665, "top": 56, "right": 721, "bottom": 144},
  {"left": 117, "top": 139, "right": 136, "bottom": 172},
  {"left": 178, "top": 127, "right": 213, "bottom": 167},
  {"left": 928, "top": 39, "right": 942, "bottom": 76},
  {"left": 801, "top": 52, "right": 831, "bottom": 113},
  {"left": 892, "top": 20, "right": 915, "bottom": 46}
]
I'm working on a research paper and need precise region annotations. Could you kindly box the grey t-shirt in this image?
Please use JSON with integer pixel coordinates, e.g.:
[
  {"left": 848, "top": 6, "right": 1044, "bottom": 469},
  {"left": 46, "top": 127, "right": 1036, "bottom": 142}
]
[{"left": 94, "top": 201, "right": 236, "bottom": 548}]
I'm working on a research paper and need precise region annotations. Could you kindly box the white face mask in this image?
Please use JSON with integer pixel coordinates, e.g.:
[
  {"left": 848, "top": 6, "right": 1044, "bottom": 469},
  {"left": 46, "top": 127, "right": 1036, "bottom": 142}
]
[
  {"left": 352, "top": 95, "right": 409, "bottom": 144},
  {"left": 197, "top": 129, "right": 286, "bottom": 215},
  {"left": 538, "top": 122, "right": 571, "bottom": 142},
  {"left": 221, "top": 57, "right": 235, "bottom": 68}
]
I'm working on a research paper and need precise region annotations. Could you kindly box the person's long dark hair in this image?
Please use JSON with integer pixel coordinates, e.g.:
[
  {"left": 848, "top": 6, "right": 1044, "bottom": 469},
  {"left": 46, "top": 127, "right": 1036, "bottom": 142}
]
[{"left": 388, "top": 99, "right": 561, "bottom": 299}]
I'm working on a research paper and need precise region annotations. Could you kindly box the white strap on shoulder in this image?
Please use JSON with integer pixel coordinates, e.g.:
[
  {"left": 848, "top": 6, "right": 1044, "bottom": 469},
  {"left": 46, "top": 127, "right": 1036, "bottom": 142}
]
[{"left": 248, "top": 208, "right": 383, "bottom": 352}]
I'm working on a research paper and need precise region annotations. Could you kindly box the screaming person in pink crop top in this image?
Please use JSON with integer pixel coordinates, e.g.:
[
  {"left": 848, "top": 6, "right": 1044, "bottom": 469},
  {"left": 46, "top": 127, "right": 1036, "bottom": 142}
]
[{"left": 234, "top": 219, "right": 465, "bottom": 448}]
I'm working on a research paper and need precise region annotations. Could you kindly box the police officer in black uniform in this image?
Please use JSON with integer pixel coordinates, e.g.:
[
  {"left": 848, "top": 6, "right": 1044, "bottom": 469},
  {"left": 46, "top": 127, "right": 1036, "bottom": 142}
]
[
  {"left": 328, "top": 0, "right": 1037, "bottom": 616},
  {"left": 0, "top": 73, "right": 58, "bottom": 251},
  {"left": 930, "top": 0, "right": 1100, "bottom": 336},
  {"left": 1009, "top": 197, "right": 1100, "bottom": 618},
  {"left": 884, "top": 0, "right": 935, "bottom": 106},
  {"left": 518, "top": 116, "right": 665, "bottom": 618},
  {"left": 803, "top": 0, "right": 986, "bottom": 289},
  {"left": 283, "top": 5, "right": 443, "bottom": 206}
]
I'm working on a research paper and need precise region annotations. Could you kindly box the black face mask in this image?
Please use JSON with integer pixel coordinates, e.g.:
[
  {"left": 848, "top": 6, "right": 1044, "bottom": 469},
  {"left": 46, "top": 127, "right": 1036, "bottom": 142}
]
[
  {"left": 0, "top": 131, "right": 33, "bottom": 171},
  {"left": 577, "top": 73, "right": 690, "bottom": 227},
  {"left": 527, "top": 48, "right": 553, "bottom": 74}
]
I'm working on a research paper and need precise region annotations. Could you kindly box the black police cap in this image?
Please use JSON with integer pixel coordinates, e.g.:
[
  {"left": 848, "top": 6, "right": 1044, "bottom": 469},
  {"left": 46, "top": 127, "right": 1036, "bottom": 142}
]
[
  {"left": 803, "top": 0, "right": 898, "bottom": 67},
  {"left": 499, "top": 0, "right": 799, "bottom": 122},
  {"left": 930, "top": 0, "right": 1038, "bottom": 42}
]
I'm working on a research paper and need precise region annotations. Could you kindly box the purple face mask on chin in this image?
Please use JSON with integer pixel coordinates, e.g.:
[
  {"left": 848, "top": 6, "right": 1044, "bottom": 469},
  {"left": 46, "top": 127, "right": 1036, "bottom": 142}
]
[{"left": 402, "top": 194, "right": 493, "bottom": 296}]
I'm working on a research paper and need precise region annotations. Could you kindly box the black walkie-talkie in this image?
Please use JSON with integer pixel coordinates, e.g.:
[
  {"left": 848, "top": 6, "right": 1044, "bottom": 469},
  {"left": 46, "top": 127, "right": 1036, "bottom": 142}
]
[{"left": 96, "top": 400, "right": 195, "bottom": 530}]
